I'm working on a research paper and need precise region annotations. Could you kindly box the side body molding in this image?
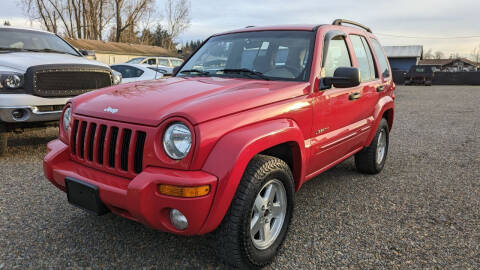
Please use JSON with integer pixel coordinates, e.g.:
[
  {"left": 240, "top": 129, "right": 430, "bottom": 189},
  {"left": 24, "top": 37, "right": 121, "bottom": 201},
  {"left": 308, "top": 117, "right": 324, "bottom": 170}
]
[{"left": 199, "top": 118, "right": 307, "bottom": 234}]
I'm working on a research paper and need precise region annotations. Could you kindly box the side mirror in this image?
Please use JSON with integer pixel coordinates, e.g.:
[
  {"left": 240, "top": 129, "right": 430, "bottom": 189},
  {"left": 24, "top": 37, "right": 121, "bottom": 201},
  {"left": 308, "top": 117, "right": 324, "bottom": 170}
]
[
  {"left": 322, "top": 67, "right": 360, "bottom": 89},
  {"left": 79, "top": 49, "right": 90, "bottom": 56},
  {"left": 173, "top": 66, "right": 181, "bottom": 76}
]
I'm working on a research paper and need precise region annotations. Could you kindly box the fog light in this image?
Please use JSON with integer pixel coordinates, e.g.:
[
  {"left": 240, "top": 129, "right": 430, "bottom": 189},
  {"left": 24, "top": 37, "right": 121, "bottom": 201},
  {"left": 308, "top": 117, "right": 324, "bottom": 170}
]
[
  {"left": 12, "top": 109, "right": 25, "bottom": 120},
  {"left": 170, "top": 209, "right": 188, "bottom": 230}
]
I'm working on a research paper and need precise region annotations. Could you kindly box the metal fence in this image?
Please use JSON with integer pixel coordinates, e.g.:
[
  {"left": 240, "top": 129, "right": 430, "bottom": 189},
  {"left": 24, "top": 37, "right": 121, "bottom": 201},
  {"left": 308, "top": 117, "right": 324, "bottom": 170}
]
[
  {"left": 432, "top": 72, "right": 480, "bottom": 85},
  {"left": 391, "top": 71, "right": 480, "bottom": 85}
]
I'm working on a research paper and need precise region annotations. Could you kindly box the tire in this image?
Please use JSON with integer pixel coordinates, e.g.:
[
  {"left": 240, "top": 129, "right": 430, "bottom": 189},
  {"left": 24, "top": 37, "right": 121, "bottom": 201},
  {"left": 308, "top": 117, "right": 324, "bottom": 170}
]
[
  {"left": 0, "top": 124, "right": 7, "bottom": 156},
  {"left": 355, "top": 118, "right": 389, "bottom": 174},
  {"left": 214, "top": 155, "right": 295, "bottom": 269}
]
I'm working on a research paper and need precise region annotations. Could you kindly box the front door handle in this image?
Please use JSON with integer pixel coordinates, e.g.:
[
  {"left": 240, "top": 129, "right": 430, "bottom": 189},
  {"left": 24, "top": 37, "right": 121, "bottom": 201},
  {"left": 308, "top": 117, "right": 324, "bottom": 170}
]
[
  {"left": 377, "top": 85, "right": 385, "bottom": 92},
  {"left": 349, "top": 92, "right": 361, "bottom": 101}
]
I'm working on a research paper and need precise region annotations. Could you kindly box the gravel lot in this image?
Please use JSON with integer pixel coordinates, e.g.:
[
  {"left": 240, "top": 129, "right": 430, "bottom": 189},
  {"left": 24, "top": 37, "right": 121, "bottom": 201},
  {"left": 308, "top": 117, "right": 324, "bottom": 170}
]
[{"left": 1, "top": 85, "right": 479, "bottom": 269}]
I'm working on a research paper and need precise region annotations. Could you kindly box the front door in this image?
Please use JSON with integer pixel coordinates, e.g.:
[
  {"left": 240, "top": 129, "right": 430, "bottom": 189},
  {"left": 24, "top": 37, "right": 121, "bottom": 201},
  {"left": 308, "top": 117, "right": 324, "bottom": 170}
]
[{"left": 307, "top": 33, "right": 378, "bottom": 176}]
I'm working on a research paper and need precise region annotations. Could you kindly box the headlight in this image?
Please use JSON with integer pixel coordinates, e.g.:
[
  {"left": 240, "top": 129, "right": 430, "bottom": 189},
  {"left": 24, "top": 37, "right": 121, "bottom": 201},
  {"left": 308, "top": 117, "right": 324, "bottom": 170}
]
[
  {"left": 163, "top": 123, "right": 192, "bottom": 160},
  {"left": 0, "top": 73, "right": 24, "bottom": 89},
  {"left": 112, "top": 70, "right": 122, "bottom": 85},
  {"left": 63, "top": 107, "right": 72, "bottom": 133}
]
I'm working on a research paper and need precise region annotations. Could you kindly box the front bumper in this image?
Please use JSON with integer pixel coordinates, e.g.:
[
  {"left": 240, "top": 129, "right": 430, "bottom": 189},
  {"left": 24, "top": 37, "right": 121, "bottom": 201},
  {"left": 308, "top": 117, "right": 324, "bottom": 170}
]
[
  {"left": 0, "top": 94, "right": 69, "bottom": 123},
  {"left": 43, "top": 139, "right": 218, "bottom": 235}
]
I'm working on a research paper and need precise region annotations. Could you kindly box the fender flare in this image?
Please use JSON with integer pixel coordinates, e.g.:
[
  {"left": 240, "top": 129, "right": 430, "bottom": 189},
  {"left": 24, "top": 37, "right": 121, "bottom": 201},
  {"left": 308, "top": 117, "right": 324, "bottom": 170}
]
[
  {"left": 366, "top": 96, "right": 395, "bottom": 145},
  {"left": 199, "top": 118, "right": 306, "bottom": 234}
]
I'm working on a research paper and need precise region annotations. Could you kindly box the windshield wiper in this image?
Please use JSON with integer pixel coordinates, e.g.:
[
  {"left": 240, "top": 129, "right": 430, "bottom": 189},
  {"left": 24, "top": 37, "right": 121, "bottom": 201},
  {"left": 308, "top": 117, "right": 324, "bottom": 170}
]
[
  {"left": 218, "top": 68, "right": 270, "bottom": 80},
  {"left": 0, "top": 47, "right": 77, "bottom": 56},
  {"left": 0, "top": 47, "right": 26, "bottom": 52},
  {"left": 29, "top": 48, "right": 78, "bottom": 56},
  {"left": 179, "top": 69, "right": 210, "bottom": 76}
]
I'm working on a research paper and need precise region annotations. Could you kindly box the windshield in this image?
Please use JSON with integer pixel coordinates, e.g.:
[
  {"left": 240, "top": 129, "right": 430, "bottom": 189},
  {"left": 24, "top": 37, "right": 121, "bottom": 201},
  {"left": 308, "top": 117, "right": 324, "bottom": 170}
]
[
  {"left": 178, "top": 31, "right": 315, "bottom": 81},
  {"left": 127, "top": 57, "right": 146, "bottom": 64},
  {"left": 0, "top": 28, "right": 79, "bottom": 56}
]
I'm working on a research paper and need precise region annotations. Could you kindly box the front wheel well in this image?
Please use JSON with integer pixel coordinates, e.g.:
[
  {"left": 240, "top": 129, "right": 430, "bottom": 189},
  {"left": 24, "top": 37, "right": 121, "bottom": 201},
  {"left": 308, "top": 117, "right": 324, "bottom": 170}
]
[{"left": 258, "top": 142, "right": 302, "bottom": 189}]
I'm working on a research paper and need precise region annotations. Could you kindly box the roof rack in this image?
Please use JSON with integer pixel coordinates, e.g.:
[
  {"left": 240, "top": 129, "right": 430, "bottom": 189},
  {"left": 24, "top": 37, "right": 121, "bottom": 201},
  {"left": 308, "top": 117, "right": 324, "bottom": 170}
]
[
  {"left": 245, "top": 26, "right": 255, "bottom": 28},
  {"left": 332, "top": 19, "right": 372, "bottom": 33}
]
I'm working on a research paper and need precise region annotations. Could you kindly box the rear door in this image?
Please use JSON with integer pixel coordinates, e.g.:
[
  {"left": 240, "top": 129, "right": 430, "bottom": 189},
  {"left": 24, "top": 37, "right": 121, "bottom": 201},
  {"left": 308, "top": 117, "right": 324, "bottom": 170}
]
[{"left": 348, "top": 34, "right": 380, "bottom": 130}]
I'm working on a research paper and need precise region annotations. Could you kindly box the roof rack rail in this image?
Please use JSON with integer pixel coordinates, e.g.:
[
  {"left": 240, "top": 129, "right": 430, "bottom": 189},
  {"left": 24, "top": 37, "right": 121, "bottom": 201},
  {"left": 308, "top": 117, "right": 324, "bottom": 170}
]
[
  {"left": 245, "top": 26, "right": 255, "bottom": 28},
  {"left": 332, "top": 19, "right": 372, "bottom": 33}
]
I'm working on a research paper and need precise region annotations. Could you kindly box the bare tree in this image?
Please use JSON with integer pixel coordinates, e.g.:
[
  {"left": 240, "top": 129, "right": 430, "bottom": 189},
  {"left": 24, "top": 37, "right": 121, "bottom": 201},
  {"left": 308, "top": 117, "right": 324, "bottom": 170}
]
[
  {"left": 449, "top": 52, "right": 461, "bottom": 59},
  {"left": 111, "top": 0, "right": 154, "bottom": 42},
  {"left": 423, "top": 49, "right": 434, "bottom": 59},
  {"left": 20, "top": 0, "right": 115, "bottom": 40},
  {"left": 434, "top": 51, "right": 445, "bottom": 59},
  {"left": 165, "top": 0, "right": 190, "bottom": 40},
  {"left": 471, "top": 45, "right": 480, "bottom": 64}
]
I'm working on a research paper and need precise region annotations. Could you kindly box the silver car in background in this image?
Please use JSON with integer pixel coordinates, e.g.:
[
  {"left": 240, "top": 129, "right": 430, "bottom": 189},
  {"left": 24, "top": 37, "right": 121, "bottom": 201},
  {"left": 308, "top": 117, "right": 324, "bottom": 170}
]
[
  {"left": 0, "top": 26, "right": 121, "bottom": 155},
  {"left": 110, "top": 63, "right": 164, "bottom": 83}
]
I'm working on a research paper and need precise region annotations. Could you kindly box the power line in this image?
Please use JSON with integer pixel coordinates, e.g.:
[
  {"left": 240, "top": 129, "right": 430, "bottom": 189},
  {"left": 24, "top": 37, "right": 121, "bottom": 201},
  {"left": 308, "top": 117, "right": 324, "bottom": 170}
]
[{"left": 376, "top": 32, "right": 480, "bottom": 39}]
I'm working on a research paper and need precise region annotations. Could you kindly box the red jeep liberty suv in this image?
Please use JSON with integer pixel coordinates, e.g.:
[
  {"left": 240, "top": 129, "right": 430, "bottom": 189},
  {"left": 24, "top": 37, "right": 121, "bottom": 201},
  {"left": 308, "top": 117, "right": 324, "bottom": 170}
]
[{"left": 44, "top": 19, "right": 395, "bottom": 269}]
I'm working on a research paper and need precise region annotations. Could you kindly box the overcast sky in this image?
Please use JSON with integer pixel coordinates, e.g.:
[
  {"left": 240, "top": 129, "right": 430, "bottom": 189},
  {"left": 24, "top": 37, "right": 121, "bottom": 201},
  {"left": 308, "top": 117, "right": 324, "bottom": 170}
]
[{"left": 2, "top": 0, "right": 480, "bottom": 57}]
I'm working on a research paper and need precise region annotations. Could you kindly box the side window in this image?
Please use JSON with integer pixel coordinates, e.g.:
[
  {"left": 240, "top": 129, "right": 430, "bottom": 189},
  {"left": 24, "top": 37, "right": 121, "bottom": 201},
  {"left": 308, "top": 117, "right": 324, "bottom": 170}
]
[
  {"left": 171, "top": 60, "right": 183, "bottom": 67},
  {"left": 350, "top": 35, "right": 376, "bottom": 82},
  {"left": 158, "top": 59, "right": 170, "bottom": 66},
  {"left": 147, "top": 58, "right": 157, "bottom": 65},
  {"left": 111, "top": 65, "right": 144, "bottom": 78},
  {"left": 323, "top": 37, "right": 352, "bottom": 77},
  {"left": 370, "top": 39, "right": 391, "bottom": 78}
]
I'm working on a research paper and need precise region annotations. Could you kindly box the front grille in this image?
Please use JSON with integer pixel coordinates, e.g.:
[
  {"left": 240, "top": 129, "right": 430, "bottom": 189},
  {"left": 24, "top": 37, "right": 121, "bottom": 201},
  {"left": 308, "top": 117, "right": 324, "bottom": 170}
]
[
  {"left": 25, "top": 64, "right": 113, "bottom": 97},
  {"left": 71, "top": 119, "right": 146, "bottom": 175}
]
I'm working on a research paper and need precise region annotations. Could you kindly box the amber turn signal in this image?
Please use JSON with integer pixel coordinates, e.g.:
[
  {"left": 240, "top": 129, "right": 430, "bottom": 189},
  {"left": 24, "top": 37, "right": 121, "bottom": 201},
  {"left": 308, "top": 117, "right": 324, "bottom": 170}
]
[{"left": 158, "top": 184, "right": 210, "bottom": 198}]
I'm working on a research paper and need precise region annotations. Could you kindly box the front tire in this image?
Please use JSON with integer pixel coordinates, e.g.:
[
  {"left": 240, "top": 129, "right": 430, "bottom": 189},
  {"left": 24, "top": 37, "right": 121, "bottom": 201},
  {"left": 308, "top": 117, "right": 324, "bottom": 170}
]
[
  {"left": 355, "top": 118, "right": 389, "bottom": 174},
  {"left": 214, "top": 155, "right": 295, "bottom": 269},
  {"left": 0, "top": 124, "right": 8, "bottom": 156}
]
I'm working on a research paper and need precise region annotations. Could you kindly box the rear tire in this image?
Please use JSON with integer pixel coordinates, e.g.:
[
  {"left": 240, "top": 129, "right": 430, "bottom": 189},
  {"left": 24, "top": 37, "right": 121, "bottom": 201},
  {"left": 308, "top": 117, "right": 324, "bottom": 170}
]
[
  {"left": 214, "top": 155, "right": 295, "bottom": 269},
  {"left": 0, "top": 124, "right": 8, "bottom": 156},
  {"left": 355, "top": 119, "right": 389, "bottom": 174}
]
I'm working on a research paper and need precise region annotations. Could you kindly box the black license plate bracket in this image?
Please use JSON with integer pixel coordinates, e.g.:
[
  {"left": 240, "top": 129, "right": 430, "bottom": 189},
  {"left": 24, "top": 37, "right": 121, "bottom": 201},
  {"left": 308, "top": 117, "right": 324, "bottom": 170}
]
[{"left": 65, "top": 177, "right": 109, "bottom": 215}]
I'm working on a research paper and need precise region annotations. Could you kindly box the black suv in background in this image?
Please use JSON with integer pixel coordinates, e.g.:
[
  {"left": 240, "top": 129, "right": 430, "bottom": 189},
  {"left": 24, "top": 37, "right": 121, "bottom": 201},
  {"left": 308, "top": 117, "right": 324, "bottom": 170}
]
[{"left": 404, "top": 65, "right": 435, "bottom": 86}]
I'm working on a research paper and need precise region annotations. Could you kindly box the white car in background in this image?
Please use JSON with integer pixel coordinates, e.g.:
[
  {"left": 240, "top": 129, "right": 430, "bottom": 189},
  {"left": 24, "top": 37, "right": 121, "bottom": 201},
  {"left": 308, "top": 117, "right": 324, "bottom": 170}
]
[
  {"left": 126, "top": 56, "right": 184, "bottom": 74},
  {"left": 110, "top": 63, "right": 164, "bottom": 83}
]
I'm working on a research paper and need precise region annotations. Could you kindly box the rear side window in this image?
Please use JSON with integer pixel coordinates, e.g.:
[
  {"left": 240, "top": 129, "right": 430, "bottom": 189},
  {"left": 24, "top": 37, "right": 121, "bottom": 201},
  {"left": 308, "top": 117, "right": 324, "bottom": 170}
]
[
  {"left": 158, "top": 59, "right": 170, "bottom": 66},
  {"left": 370, "top": 39, "right": 391, "bottom": 77},
  {"left": 323, "top": 37, "right": 352, "bottom": 77},
  {"left": 350, "top": 35, "right": 377, "bottom": 82},
  {"left": 111, "top": 65, "right": 144, "bottom": 78}
]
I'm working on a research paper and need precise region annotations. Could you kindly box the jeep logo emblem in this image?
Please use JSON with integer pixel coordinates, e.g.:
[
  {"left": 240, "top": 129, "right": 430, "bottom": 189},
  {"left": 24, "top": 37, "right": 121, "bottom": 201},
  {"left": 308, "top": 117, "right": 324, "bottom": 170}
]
[{"left": 104, "top": 106, "right": 118, "bottom": 114}]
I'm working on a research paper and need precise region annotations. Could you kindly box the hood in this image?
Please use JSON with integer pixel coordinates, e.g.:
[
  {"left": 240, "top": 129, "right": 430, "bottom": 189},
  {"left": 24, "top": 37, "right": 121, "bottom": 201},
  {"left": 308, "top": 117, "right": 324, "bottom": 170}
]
[
  {"left": 0, "top": 52, "right": 107, "bottom": 72},
  {"left": 72, "top": 77, "right": 310, "bottom": 126}
]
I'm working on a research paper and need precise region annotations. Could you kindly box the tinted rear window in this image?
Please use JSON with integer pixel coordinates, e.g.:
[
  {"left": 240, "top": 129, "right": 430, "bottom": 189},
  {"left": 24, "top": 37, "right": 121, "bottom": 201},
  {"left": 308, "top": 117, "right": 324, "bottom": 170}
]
[{"left": 370, "top": 39, "right": 391, "bottom": 78}]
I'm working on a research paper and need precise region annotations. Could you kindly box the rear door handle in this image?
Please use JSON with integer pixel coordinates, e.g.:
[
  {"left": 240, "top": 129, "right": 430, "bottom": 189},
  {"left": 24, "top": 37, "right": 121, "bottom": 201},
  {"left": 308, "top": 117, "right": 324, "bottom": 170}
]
[
  {"left": 348, "top": 92, "right": 361, "bottom": 101},
  {"left": 377, "top": 85, "right": 385, "bottom": 92}
]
